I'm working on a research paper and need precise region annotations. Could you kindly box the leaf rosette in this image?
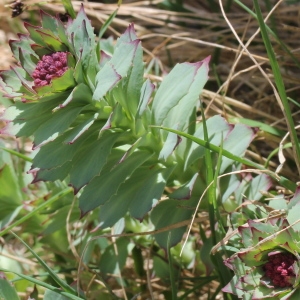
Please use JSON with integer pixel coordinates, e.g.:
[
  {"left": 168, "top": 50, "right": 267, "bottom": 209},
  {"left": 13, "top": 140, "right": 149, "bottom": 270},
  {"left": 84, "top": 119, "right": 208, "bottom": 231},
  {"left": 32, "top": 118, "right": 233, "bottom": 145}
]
[{"left": 223, "top": 190, "right": 300, "bottom": 300}]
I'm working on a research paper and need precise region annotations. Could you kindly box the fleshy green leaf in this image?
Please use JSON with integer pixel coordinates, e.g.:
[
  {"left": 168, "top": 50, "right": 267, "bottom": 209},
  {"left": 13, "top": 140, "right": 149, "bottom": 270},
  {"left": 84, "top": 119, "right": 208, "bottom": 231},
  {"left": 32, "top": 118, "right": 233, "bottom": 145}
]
[
  {"left": 69, "top": 131, "right": 121, "bottom": 192},
  {"left": 288, "top": 187, "right": 300, "bottom": 209},
  {"left": 24, "top": 23, "right": 56, "bottom": 48},
  {"left": 244, "top": 174, "right": 272, "bottom": 200},
  {"left": 63, "top": 113, "right": 100, "bottom": 144},
  {"left": 11, "top": 67, "right": 35, "bottom": 96},
  {"left": 124, "top": 40, "right": 144, "bottom": 116},
  {"left": 33, "top": 161, "right": 72, "bottom": 183},
  {"left": 159, "top": 129, "right": 180, "bottom": 160},
  {"left": 169, "top": 173, "right": 199, "bottom": 200},
  {"left": 93, "top": 63, "right": 121, "bottom": 101},
  {"left": 44, "top": 290, "right": 74, "bottom": 300},
  {"left": 79, "top": 150, "right": 153, "bottom": 215},
  {"left": 184, "top": 115, "right": 231, "bottom": 170},
  {"left": 32, "top": 132, "right": 84, "bottom": 170},
  {"left": 152, "top": 58, "right": 209, "bottom": 127},
  {"left": 9, "top": 35, "right": 38, "bottom": 75},
  {"left": 252, "top": 285, "right": 290, "bottom": 299},
  {"left": 66, "top": 5, "right": 95, "bottom": 45},
  {"left": 287, "top": 202, "right": 300, "bottom": 232},
  {"left": 40, "top": 10, "right": 70, "bottom": 46},
  {"left": 220, "top": 123, "right": 256, "bottom": 173},
  {"left": 129, "top": 164, "right": 176, "bottom": 219},
  {"left": 117, "top": 23, "right": 138, "bottom": 44},
  {"left": 67, "top": 5, "right": 98, "bottom": 77},
  {"left": 33, "top": 84, "right": 91, "bottom": 147},
  {"left": 98, "top": 164, "right": 174, "bottom": 227},
  {"left": 151, "top": 199, "right": 193, "bottom": 249},
  {"left": 0, "top": 273, "right": 20, "bottom": 300},
  {"left": 0, "top": 67, "right": 33, "bottom": 97},
  {"left": 33, "top": 105, "right": 84, "bottom": 148},
  {"left": 137, "top": 79, "right": 154, "bottom": 117},
  {"left": 36, "top": 30, "right": 68, "bottom": 52},
  {"left": 1, "top": 93, "right": 68, "bottom": 137},
  {"left": 109, "top": 40, "right": 140, "bottom": 78}
]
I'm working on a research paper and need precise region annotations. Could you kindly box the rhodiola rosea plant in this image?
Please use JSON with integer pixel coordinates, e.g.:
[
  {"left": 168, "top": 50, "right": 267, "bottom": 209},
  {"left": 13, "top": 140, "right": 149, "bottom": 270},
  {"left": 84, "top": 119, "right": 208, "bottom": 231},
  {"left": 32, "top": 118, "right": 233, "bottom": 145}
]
[
  {"left": 0, "top": 5, "right": 257, "bottom": 252},
  {"left": 3, "top": 3, "right": 300, "bottom": 299}
]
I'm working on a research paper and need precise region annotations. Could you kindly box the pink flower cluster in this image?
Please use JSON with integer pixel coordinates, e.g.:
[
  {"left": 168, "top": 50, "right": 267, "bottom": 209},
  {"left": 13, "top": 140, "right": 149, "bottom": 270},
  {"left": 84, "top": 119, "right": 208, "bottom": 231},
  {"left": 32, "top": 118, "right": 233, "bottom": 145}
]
[
  {"left": 32, "top": 52, "right": 68, "bottom": 87},
  {"left": 263, "top": 252, "right": 296, "bottom": 287}
]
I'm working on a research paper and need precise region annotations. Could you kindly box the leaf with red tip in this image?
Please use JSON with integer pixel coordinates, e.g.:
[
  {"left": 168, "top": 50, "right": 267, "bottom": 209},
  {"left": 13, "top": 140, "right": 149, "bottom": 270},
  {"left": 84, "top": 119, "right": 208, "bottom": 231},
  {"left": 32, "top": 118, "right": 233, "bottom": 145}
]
[
  {"left": 33, "top": 105, "right": 84, "bottom": 148},
  {"left": 24, "top": 23, "right": 51, "bottom": 48},
  {"left": 117, "top": 23, "right": 138, "bottom": 44},
  {"left": 0, "top": 68, "right": 32, "bottom": 98},
  {"left": 169, "top": 173, "right": 199, "bottom": 200},
  {"left": 35, "top": 30, "right": 68, "bottom": 52},
  {"left": 93, "top": 63, "right": 121, "bottom": 101},
  {"left": 110, "top": 40, "right": 140, "bottom": 78},
  {"left": 33, "top": 161, "right": 72, "bottom": 183},
  {"left": 152, "top": 56, "right": 210, "bottom": 128}
]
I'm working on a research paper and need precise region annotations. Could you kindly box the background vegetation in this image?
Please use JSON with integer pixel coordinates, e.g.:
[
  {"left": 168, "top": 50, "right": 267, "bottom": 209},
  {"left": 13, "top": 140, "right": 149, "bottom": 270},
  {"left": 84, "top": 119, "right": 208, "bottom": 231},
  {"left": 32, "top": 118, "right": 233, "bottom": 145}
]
[{"left": 0, "top": 0, "right": 299, "bottom": 299}]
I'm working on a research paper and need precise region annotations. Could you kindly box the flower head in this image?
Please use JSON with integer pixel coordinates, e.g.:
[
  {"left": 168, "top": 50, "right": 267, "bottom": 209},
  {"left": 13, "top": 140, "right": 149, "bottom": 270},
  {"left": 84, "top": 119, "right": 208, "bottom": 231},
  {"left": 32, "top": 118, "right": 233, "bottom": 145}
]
[
  {"left": 32, "top": 52, "right": 68, "bottom": 87},
  {"left": 263, "top": 251, "right": 296, "bottom": 288}
]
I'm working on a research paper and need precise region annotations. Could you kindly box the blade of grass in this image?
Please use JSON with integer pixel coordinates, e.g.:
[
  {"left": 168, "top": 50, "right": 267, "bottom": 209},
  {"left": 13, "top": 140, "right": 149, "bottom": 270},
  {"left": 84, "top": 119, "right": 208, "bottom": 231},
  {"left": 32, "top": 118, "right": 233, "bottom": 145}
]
[
  {"left": 265, "top": 142, "right": 292, "bottom": 168},
  {"left": 0, "top": 187, "right": 73, "bottom": 237},
  {"left": 288, "top": 97, "right": 300, "bottom": 109},
  {"left": 152, "top": 125, "right": 296, "bottom": 192},
  {"left": 252, "top": 0, "right": 300, "bottom": 175},
  {"left": 199, "top": 104, "right": 216, "bottom": 236},
  {"left": 198, "top": 106, "right": 233, "bottom": 296},
  {"left": 263, "top": 0, "right": 278, "bottom": 36},
  {"left": 199, "top": 104, "right": 230, "bottom": 296},
  {"left": 0, "top": 269, "right": 84, "bottom": 300},
  {"left": 98, "top": 9, "right": 119, "bottom": 39},
  {"left": 61, "top": 0, "right": 76, "bottom": 19},
  {"left": 10, "top": 231, "right": 80, "bottom": 297},
  {"left": 208, "top": 127, "right": 233, "bottom": 296},
  {"left": 0, "top": 147, "right": 32, "bottom": 162}
]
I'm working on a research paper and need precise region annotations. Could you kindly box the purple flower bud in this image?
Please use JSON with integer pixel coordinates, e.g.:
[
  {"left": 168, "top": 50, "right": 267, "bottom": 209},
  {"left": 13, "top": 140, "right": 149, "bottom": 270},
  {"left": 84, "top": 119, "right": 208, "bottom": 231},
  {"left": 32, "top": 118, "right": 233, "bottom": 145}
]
[
  {"left": 263, "top": 252, "right": 296, "bottom": 287},
  {"left": 32, "top": 52, "right": 68, "bottom": 87}
]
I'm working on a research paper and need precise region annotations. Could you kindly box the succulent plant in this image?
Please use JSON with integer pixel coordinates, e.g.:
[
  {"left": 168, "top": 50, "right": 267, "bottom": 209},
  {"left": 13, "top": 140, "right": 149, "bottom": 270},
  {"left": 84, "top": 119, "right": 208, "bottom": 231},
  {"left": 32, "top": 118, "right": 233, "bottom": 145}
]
[
  {"left": 222, "top": 188, "right": 300, "bottom": 299},
  {"left": 0, "top": 6, "right": 256, "bottom": 248}
]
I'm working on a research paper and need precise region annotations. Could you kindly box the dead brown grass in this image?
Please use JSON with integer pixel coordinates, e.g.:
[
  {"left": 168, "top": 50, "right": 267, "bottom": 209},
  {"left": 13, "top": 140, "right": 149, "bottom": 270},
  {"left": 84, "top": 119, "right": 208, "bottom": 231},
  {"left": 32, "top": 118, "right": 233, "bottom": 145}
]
[{"left": 2, "top": 0, "right": 299, "bottom": 121}]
